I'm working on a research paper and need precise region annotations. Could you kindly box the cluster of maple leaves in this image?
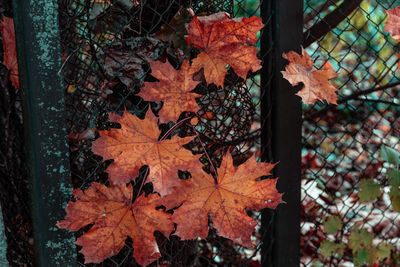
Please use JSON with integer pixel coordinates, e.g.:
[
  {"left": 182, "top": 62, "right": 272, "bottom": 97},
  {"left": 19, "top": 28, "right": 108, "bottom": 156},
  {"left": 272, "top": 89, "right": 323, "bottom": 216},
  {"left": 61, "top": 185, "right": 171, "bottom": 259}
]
[
  {"left": 1, "top": 4, "right": 348, "bottom": 266},
  {"left": 55, "top": 10, "right": 289, "bottom": 266}
]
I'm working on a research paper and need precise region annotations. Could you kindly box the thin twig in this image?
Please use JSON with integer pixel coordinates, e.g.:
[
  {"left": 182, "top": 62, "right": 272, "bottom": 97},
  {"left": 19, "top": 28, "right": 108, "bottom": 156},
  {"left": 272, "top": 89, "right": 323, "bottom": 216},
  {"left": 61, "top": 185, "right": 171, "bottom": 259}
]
[
  {"left": 136, "top": 167, "right": 149, "bottom": 199},
  {"left": 304, "top": 81, "right": 400, "bottom": 120},
  {"left": 354, "top": 98, "right": 400, "bottom": 106},
  {"left": 191, "top": 125, "right": 218, "bottom": 180},
  {"left": 303, "top": 0, "right": 363, "bottom": 47},
  {"left": 159, "top": 115, "right": 194, "bottom": 141},
  {"left": 136, "top": 115, "right": 193, "bottom": 197}
]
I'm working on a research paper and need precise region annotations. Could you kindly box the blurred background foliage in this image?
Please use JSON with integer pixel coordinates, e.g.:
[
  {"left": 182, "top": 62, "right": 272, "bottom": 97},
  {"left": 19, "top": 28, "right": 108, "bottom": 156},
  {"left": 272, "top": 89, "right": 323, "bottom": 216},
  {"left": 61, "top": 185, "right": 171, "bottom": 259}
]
[{"left": 302, "top": 0, "right": 400, "bottom": 266}]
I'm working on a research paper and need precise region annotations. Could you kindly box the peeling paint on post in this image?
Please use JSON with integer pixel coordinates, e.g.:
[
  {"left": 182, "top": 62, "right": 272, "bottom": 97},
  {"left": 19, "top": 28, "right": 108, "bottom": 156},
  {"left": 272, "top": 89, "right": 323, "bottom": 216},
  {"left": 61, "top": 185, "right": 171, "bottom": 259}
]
[{"left": 12, "top": 0, "right": 76, "bottom": 266}]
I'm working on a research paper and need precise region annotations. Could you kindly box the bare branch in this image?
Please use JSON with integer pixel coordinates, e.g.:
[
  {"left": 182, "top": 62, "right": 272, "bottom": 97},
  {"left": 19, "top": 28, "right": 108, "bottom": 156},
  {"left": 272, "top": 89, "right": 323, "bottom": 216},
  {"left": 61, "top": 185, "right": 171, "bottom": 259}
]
[
  {"left": 354, "top": 98, "right": 400, "bottom": 106},
  {"left": 304, "top": 0, "right": 341, "bottom": 25},
  {"left": 303, "top": 81, "right": 400, "bottom": 121},
  {"left": 303, "top": 0, "right": 363, "bottom": 47}
]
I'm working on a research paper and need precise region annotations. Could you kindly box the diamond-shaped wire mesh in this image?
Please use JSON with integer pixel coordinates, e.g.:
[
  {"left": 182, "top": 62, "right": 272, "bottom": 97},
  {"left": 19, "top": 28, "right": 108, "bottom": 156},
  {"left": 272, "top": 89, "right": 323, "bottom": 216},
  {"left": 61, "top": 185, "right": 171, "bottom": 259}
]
[
  {"left": 57, "top": 0, "right": 273, "bottom": 266},
  {"left": 302, "top": 0, "right": 400, "bottom": 266}
]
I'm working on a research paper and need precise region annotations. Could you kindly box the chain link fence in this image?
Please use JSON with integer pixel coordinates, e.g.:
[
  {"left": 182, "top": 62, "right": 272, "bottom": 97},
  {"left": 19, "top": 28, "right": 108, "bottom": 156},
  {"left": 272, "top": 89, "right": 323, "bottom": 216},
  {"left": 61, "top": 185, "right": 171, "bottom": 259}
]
[
  {"left": 302, "top": 0, "right": 400, "bottom": 266},
  {"left": 58, "top": 0, "right": 272, "bottom": 266},
  {"left": 3, "top": 0, "right": 399, "bottom": 266}
]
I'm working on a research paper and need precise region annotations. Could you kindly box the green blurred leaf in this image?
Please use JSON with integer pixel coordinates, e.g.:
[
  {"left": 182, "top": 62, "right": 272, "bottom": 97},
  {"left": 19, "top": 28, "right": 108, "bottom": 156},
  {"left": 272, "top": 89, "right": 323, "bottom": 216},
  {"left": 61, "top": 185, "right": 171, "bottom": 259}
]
[
  {"left": 323, "top": 215, "right": 342, "bottom": 234},
  {"left": 311, "top": 260, "right": 324, "bottom": 267},
  {"left": 358, "top": 178, "right": 381, "bottom": 202},
  {"left": 387, "top": 168, "right": 400, "bottom": 179},
  {"left": 354, "top": 248, "right": 369, "bottom": 266},
  {"left": 376, "top": 243, "right": 394, "bottom": 261},
  {"left": 349, "top": 1, "right": 369, "bottom": 29},
  {"left": 320, "top": 240, "right": 345, "bottom": 259},
  {"left": 389, "top": 173, "right": 400, "bottom": 212},
  {"left": 380, "top": 146, "right": 400, "bottom": 166},
  {"left": 349, "top": 228, "right": 373, "bottom": 252}
]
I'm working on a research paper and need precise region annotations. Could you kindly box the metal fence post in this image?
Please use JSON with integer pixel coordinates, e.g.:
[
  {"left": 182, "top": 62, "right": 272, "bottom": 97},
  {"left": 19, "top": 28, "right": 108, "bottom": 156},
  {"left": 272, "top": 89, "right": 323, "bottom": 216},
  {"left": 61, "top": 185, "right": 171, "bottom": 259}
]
[
  {"left": 261, "top": 0, "right": 303, "bottom": 266},
  {"left": 12, "top": 0, "right": 76, "bottom": 265}
]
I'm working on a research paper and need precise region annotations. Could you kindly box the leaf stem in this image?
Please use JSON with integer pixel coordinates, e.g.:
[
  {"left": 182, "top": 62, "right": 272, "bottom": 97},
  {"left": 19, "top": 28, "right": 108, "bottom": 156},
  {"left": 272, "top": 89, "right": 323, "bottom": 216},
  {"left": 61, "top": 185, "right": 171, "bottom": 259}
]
[
  {"left": 159, "top": 115, "right": 194, "bottom": 141},
  {"left": 136, "top": 115, "right": 193, "bottom": 197},
  {"left": 190, "top": 124, "right": 218, "bottom": 181},
  {"left": 136, "top": 167, "right": 149, "bottom": 199}
]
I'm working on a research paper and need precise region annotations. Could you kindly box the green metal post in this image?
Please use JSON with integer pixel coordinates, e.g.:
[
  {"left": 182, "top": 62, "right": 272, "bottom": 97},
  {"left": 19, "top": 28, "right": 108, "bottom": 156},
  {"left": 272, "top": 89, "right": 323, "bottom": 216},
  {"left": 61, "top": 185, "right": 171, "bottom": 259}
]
[{"left": 11, "top": 0, "right": 76, "bottom": 265}]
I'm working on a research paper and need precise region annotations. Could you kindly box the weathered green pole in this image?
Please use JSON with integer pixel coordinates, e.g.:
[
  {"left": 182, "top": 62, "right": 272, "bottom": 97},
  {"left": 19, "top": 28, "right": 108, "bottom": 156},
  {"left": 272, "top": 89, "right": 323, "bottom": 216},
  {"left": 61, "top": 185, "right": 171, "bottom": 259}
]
[
  {"left": 261, "top": 0, "right": 302, "bottom": 266},
  {"left": 11, "top": 0, "right": 76, "bottom": 265}
]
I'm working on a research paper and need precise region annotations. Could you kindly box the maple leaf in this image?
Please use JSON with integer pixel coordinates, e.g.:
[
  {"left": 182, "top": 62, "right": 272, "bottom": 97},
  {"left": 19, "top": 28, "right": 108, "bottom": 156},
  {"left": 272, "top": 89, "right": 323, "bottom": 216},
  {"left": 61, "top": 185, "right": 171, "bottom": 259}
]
[
  {"left": 281, "top": 48, "right": 338, "bottom": 105},
  {"left": 138, "top": 60, "right": 201, "bottom": 123},
  {"left": 385, "top": 7, "right": 400, "bottom": 41},
  {"left": 320, "top": 240, "right": 345, "bottom": 259},
  {"left": 322, "top": 215, "right": 342, "bottom": 234},
  {"left": 357, "top": 178, "right": 381, "bottom": 203},
  {"left": 348, "top": 228, "right": 373, "bottom": 252},
  {"left": 161, "top": 153, "right": 283, "bottom": 247},
  {"left": 1, "top": 17, "right": 19, "bottom": 88},
  {"left": 91, "top": 110, "right": 202, "bottom": 196},
  {"left": 57, "top": 183, "right": 174, "bottom": 266},
  {"left": 104, "top": 37, "right": 166, "bottom": 88},
  {"left": 154, "top": 8, "right": 191, "bottom": 53},
  {"left": 185, "top": 11, "right": 263, "bottom": 87},
  {"left": 387, "top": 169, "right": 400, "bottom": 212}
]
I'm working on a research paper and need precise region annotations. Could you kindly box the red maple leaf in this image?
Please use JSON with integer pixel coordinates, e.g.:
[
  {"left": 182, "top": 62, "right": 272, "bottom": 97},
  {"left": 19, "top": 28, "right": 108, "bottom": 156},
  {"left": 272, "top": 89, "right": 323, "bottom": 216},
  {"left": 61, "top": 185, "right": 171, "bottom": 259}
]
[
  {"left": 185, "top": 11, "right": 263, "bottom": 87},
  {"left": 161, "top": 153, "right": 283, "bottom": 247},
  {"left": 281, "top": 48, "right": 338, "bottom": 105},
  {"left": 1, "top": 16, "right": 19, "bottom": 88},
  {"left": 138, "top": 60, "right": 201, "bottom": 123},
  {"left": 57, "top": 183, "right": 174, "bottom": 265},
  {"left": 91, "top": 110, "right": 203, "bottom": 196},
  {"left": 385, "top": 7, "right": 400, "bottom": 41}
]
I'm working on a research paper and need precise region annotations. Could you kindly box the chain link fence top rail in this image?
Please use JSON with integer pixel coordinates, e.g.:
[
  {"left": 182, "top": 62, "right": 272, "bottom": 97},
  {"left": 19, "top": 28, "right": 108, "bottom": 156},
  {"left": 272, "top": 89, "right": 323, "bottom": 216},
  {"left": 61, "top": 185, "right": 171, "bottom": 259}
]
[
  {"left": 58, "top": 0, "right": 272, "bottom": 266},
  {"left": 302, "top": 0, "right": 400, "bottom": 266}
]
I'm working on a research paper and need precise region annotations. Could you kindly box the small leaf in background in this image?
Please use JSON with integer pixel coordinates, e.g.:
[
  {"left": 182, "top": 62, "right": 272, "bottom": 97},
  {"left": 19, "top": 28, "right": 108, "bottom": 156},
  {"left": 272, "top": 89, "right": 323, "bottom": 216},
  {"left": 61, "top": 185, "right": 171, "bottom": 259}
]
[
  {"left": 322, "top": 215, "right": 342, "bottom": 234},
  {"left": 310, "top": 260, "right": 324, "bottom": 267},
  {"left": 357, "top": 178, "right": 381, "bottom": 202},
  {"left": 387, "top": 168, "right": 400, "bottom": 179},
  {"left": 348, "top": 228, "right": 373, "bottom": 252},
  {"left": 1, "top": 16, "right": 19, "bottom": 88},
  {"left": 389, "top": 173, "right": 400, "bottom": 212},
  {"left": 376, "top": 243, "right": 394, "bottom": 261},
  {"left": 380, "top": 146, "right": 400, "bottom": 166},
  {"left": 353, "top": 248, "right": 371, "bottom": 266},
  {"left": 320, "top": 240, "right": 345, "bottom": 258}
]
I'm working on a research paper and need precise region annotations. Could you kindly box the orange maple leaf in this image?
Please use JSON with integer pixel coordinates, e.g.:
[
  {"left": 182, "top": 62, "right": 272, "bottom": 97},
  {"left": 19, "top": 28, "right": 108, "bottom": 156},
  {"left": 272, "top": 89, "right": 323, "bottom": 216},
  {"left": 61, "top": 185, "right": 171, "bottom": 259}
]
[
  {"left": 1, "top": 17, "right": 19, "bottom": 88},
  {"left": 281, "top": 48, "right": 338, "bottom": 105},
  {"left": 57, "top": 183, "right": 174, "bottom": 266},
  {"left": 138, "top": 60, "right": 201, "bottom": 123},
  {"left": 385, "top": 7, "right": 400, "bottom": 41},
  {"left": 185, "top": 11, "right": 263, "bottom": 87},
  {"left": 91, "top": 110, "right": 203, "bottom": 196},
  {"left": 161, "top": 153, "right": 283, "bottom": 247}
]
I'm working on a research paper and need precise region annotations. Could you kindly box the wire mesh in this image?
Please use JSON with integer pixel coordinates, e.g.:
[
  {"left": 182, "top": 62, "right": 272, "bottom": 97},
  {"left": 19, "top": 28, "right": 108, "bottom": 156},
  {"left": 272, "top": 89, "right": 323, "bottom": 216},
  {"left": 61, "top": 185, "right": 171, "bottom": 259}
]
[
  {"left": 0, "top": 1, "right": 35, "bottom": 266},
  {"left": 302, "top": 0, "right": 400, "bottom": 266},
  {"left": 58, "top": 0, "right": 273, "bottom": 266}
]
